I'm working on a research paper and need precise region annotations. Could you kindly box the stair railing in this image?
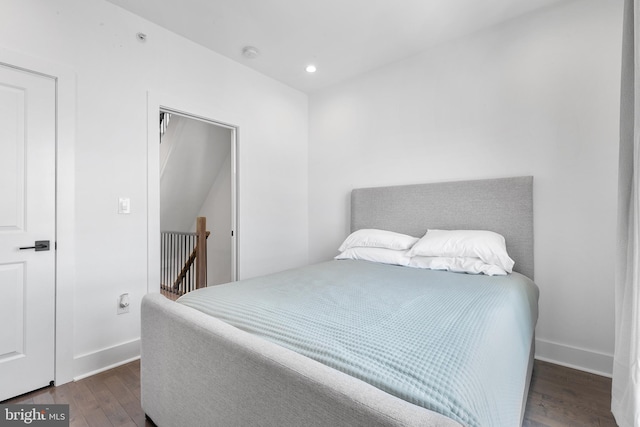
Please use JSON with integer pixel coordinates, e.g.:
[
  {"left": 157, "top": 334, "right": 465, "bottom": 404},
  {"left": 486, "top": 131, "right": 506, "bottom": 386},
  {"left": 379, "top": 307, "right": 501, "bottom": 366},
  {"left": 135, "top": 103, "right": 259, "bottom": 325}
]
[{"left": 160, "top": 217, "right": 209, "bottom": 298}]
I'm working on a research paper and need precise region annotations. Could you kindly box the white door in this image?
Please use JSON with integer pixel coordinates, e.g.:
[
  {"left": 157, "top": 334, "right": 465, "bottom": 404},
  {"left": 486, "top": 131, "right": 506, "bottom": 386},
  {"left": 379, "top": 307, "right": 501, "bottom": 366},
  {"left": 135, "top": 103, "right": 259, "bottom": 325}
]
[{"left": 0, "top": 64, "right": 56, "bottom": 401}]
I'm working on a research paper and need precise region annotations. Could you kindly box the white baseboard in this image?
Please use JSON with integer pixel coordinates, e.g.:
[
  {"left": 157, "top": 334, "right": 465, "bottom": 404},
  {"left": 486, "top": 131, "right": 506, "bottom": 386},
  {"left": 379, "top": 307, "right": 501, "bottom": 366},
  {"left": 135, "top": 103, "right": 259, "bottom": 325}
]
[
  {"left": 73, "top": 338, "right": 141, "bottom": 381},
  {"left": 535, "top": 338, "right": 613, "bottom": 378},
  {"left": 70, "top": 336, "right": 612, "bottom": 381}
]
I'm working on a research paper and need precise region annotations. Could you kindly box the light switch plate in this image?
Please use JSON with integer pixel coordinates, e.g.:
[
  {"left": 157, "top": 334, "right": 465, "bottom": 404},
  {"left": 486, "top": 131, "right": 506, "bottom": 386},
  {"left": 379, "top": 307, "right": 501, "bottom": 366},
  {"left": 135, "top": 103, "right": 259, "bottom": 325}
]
[{"left": 118, "top": 197, "right": 131, "bottom": 214}]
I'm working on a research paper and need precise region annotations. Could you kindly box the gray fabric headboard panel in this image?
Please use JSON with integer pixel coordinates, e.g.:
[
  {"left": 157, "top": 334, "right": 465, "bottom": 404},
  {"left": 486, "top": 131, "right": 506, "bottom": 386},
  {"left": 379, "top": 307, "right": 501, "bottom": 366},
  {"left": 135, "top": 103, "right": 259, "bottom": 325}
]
[{"left": 351, "top": 176, "right": 534, "bottom": 279}]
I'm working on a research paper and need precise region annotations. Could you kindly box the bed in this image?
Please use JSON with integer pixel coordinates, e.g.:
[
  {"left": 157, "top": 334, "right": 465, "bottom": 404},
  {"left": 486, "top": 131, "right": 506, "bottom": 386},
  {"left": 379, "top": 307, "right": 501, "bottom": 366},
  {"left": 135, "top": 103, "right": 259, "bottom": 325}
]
[{"left": 141, "top": 176, "right": 537, "bottom": 427}]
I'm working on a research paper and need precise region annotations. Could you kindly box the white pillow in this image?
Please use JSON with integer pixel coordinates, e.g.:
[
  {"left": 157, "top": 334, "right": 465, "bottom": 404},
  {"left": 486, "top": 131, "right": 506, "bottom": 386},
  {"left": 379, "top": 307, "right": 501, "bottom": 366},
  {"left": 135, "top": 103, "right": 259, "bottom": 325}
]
[
  {"left": 335, "top": 247, "right": 411, "bottom": 266},
  {"left": 407, "top": 229, "right": 515, "bottom": 273},
  {"left": 338, "top": 229, "right": 419, "bottom": 252},
  {"left": 408, "top": 256, "right": 507, "bottom": 276}
]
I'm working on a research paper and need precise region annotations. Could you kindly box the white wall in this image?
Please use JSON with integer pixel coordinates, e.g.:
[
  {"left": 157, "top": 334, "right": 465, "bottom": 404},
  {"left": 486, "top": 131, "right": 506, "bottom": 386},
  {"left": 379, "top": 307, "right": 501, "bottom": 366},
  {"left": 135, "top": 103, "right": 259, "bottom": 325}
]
[
  {"left": 198, "top": 154, "right": 234, "bottom": 286},
  {"left": 309, "top": 0, "right": 622, "bottom": 375},
  {"left": 0, "top": 0, "right": 308, "bottom": 381}
]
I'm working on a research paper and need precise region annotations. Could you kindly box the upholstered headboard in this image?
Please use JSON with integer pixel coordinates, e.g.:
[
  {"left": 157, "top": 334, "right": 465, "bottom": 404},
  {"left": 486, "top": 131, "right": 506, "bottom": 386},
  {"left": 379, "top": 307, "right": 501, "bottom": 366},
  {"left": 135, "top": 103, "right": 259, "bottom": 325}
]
[{"left": 350, "top": 176, "right": 534, "bottom": 279}]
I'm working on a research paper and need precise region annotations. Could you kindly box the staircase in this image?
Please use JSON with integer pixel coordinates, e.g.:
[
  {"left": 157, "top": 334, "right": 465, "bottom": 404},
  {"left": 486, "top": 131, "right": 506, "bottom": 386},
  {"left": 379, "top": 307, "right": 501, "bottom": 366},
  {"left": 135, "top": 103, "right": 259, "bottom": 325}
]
[{"left": 161, "top": 217, "right": 209, "bottom": 300}]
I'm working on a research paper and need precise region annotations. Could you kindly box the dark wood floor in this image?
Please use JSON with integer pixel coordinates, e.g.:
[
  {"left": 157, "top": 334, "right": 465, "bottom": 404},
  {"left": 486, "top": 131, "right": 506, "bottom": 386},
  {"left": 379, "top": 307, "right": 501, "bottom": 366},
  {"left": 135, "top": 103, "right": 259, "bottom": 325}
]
[
  {"left": 524, "top": 361, "right": 617, "bottom": 426},
  {"left": 3, "top": 359, "right": 617, "bottom": 426},
  {"left": 3, "top": 360, "right": 153, "bottom": 427}
]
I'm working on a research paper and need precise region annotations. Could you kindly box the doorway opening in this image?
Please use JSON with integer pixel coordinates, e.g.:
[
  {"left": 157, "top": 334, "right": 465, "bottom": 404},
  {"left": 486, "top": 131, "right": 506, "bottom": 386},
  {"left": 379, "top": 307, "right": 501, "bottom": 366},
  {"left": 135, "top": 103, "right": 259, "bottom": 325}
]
[{"left": 158, "top": 108, "right": 237, "bottom": 297}]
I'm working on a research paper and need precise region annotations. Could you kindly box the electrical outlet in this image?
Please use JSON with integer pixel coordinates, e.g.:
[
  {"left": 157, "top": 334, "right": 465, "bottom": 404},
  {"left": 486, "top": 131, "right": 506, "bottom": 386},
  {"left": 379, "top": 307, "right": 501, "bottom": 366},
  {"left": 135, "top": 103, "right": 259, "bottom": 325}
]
[{"left": 117, "top": 293, "right": 130, "bottom": 315}]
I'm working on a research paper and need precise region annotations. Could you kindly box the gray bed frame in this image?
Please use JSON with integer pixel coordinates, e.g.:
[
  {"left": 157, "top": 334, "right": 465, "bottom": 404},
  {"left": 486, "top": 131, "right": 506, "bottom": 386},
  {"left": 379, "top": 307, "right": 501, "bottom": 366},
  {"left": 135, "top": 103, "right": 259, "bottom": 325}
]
[{"left": 141, "top": 176, "right": 534, "bottom": 427}]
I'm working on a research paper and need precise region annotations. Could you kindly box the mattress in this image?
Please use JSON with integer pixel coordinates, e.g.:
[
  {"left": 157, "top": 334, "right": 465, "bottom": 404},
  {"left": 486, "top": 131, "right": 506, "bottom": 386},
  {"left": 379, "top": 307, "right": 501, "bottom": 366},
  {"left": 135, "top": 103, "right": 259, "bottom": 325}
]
[{"left": 178, "top": 260, "right": 539, "bottom": 427}]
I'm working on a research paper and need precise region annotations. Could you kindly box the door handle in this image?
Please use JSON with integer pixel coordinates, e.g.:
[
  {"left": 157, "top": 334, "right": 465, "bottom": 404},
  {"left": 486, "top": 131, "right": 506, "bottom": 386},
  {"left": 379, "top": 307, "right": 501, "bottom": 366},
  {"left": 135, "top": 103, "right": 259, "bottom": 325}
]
[{"left": 19, "top": 240, "right": 50, "bottom": 251}]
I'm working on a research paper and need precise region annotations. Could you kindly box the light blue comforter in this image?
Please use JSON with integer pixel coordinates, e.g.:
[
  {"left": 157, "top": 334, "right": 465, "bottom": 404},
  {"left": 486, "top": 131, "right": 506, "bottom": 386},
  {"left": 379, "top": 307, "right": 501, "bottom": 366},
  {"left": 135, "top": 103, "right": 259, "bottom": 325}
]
[{"left": 178, "top": 260, "right": 538, "bottom": 426}]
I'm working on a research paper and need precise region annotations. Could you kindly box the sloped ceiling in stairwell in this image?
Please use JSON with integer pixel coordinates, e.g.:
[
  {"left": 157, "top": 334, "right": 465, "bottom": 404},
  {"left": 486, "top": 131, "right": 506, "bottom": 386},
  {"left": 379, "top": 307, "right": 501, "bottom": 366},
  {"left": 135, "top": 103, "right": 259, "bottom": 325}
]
[{"left": 160, "top": 115, "right": 231, "bottom": 232}]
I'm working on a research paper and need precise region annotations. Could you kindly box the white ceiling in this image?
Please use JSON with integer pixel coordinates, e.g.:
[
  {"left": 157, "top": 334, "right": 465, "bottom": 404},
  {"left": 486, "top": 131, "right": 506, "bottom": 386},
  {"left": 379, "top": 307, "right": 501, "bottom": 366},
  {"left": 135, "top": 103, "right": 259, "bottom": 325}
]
[{"left": 105, "top": 0, "right": 567, "bottom": 93}]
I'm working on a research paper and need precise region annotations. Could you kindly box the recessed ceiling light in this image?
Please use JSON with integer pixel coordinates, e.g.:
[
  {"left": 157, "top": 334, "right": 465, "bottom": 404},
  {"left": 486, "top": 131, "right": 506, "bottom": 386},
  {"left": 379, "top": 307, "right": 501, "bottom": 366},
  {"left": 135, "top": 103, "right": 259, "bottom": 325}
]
[
  {"left": 242, "top": 46, "right": 260, "bottom": 59},
  {"left": 306, "top": 65, "right": 317, "bottom": 73}
]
